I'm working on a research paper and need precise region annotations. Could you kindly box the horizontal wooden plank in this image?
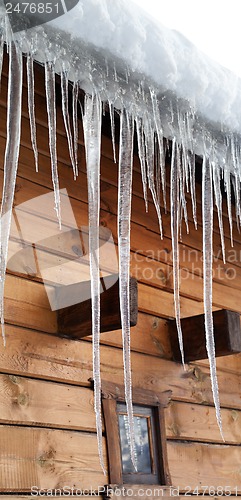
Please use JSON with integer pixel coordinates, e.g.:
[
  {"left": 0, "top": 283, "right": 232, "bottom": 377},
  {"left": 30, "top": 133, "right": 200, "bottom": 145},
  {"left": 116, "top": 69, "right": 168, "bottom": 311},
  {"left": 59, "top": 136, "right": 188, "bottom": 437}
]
[
  {"left": 0, "top": 426, "right": 106, "bottom": 492},
  {"left": 0, "top": 374, "right": 97, "bottom": 431},
  {"left": 3, "top": 497, "right": 240, "bottom": 500},
  {"left": 5, "top": 268, "right": 174, "bottom": 359},
  {"left": 4, "top": 270, "right": 208, "bottom": 336},
  {"left": 1, "top": 165, "right": 241, "bottom": 317},
  {"left": 0, "top": 428, "right": 240, "bottom": 493},
  {"left": 166, "top": 402, "right": 241, "bottom": 445},
  {"left": 4, "top": 274, "right": 56, "bottom": 333},
  {"left": 8, "top": 138, "right": 241, "bottom": 277},
  {"left": 1, "top": 325, "right": 241, "bottom": 410},
  {"left": 167, "top": 441, "right": 241, "bottom": 492},
  {"left": 198, "top": 353, "right": 241, "bottom": 377},
  {"left": 0, "top": 373, "right": 240, "bottom": 445}
]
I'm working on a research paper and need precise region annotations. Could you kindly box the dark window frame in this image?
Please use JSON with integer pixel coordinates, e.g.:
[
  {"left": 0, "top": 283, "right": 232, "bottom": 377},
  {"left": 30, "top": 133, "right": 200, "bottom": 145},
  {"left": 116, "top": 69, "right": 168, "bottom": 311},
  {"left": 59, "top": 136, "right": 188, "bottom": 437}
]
[{"left": 101, "top": 381, "right": 172, "bottom": 487}]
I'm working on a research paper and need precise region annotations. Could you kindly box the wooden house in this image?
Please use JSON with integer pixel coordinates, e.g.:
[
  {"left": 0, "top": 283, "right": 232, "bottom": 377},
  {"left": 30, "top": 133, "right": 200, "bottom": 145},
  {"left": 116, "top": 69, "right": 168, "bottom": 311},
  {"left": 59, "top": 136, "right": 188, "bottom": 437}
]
[{"left": 0, "top": 38, "right": 241, "bottom": 500}]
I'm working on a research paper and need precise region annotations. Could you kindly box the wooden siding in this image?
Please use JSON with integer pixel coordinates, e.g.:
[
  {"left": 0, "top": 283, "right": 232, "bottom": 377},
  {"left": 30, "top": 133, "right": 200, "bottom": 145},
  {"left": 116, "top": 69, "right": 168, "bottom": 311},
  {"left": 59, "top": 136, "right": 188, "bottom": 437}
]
[{"left": 0, "top": 53, "right": 241, "bottom": 496}]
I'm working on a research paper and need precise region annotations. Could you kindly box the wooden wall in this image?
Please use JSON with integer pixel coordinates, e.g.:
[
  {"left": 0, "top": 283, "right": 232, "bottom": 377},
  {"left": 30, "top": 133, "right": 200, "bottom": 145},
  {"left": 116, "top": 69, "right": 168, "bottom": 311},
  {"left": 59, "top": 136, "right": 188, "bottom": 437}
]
[{"left": 0, "top": 52, "right": 241, "bottom": 497}]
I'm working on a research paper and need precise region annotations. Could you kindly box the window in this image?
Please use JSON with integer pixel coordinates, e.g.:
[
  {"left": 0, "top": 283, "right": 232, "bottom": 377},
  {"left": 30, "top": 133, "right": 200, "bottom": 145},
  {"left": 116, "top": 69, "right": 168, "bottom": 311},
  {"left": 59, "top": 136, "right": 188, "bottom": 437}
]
[{"left": 101, "top": 382, "right": 172, "bottom": 487}]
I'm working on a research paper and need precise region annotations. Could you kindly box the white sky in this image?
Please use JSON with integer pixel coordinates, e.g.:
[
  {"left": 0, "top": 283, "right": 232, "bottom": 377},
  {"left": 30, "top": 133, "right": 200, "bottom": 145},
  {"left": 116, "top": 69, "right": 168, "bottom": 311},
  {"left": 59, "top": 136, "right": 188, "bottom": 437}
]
[{"left": 132, "top": 0, "right": 241, "bottom": 78}]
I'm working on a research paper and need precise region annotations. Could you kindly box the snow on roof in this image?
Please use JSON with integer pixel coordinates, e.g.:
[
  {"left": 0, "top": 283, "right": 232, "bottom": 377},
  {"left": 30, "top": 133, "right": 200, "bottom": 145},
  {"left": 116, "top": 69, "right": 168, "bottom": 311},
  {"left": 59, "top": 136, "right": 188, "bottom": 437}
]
[{"left": 31, "top": 0, "right": 241, "bottom": 132}]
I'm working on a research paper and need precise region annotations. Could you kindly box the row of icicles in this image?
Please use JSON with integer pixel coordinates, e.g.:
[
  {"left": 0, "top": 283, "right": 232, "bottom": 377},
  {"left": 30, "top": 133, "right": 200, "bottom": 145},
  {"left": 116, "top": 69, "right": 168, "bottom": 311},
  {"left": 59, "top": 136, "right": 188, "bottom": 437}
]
[{"left": 2, "top": 39, "right": 241, "bottom": 473}]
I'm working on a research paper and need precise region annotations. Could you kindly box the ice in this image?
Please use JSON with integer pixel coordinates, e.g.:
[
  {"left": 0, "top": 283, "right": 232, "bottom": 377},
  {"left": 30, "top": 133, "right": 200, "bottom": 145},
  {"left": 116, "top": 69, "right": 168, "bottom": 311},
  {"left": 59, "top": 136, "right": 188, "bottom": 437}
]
[
  {"left": 1, "top": 0, "right": 240, "bottom": 460},
  {"left": 108, "top": 100, "right": 117, "bottom": 164},
  {"left": 188, "top": 152, "right": 197, "bottom": 229},
  {"left": 27, "top": 54, "right": 38, "bottom": 172},
  {"left": 223, "top": 168, "right": 233, "bottom": 246},
  {"left": 118, "top": 108, "right": 136, "bottom": 470},
  {"left": 144, "top": 118, "right": 163, "bottom": 238},
  {"left": 45, "top": 61, "right": 61, "bottom": 228},
  {"left": 150, "top": 90, "right": 166, "bottom": 210},
  {"left": 135, "top": 116, "right": 148, "bottom": 212},
  {"left": 82, "top": 92, "right": 106, "bottom": 474},
  {"left": 170, "top": 138, "right": 185, "bottom": 367},
  {"left": 213, "top": 163, "right": 226, "bottom": 263},
  {"left": 0, "top": 42, "right": 22, "bottom": 345},
  {"left": 72, "top": 82, "right": 79, "bottom": 177},
  {"left": 61, "top": 70, "right": 77, "bottom": 179},
  {"left": 202, "top": 156, "right": 224, "bottom": 439}
]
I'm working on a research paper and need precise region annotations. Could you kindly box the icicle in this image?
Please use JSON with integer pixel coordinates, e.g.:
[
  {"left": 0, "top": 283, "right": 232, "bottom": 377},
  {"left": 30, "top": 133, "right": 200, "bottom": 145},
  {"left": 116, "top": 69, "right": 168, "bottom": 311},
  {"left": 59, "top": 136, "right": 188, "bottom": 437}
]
[
  {"left": 144, "top": 120, "right": 163, "bottom": 237},
  {"left": 150, "top": 89, "right": 166, "bottom": 210},
  {"left": 26, "top": 54, "right": 38, "bottom": 172},
  {"left": 118, "top": 108, "right": 137, "bottom": 470},
  {"left": 135, "top": 116, "right": 148, "bottom": 212},
  {"left": 72, "top": 81, "right": 79, "bottom": 177},
  {"left": 83, "top": 92, "right": 106, "bottom": 474},
  {"left": 223, "top": 168, "right": 233, "bottom": 246},
  {"left": 155, "top": 134, "right": 161, "bottom": 206},
  {"left": 108, "top": 100, "right": 117, "bottom": 164},
  {"left": 213, "top": 164, "right": 226, "bottom": 263},
  {"left": 170, "top": 138, "right": 185, "bottom": 367},
  {"left": 233, "top": 172, "right": 241, "bottom": 231},
  {"left": 202, "top": 155, "right": 224, "bottom": 439},
  {"left": 45, "top": 61, "right": 61, "bottom": 228},
  {"left": 0, "top": 42, "right": 23, "bottom": 345},
  {"left": 61, "top": 70, "right": 77, "bottom": 179},
  {"left": 179, "top": 147, "right": 189, "bottom": 235},
  {"left": 0, "top": 35, "right": 4, "bottom": 89},
  {"left": 188, "top": 151, "right": 197, "bottom": 229}
]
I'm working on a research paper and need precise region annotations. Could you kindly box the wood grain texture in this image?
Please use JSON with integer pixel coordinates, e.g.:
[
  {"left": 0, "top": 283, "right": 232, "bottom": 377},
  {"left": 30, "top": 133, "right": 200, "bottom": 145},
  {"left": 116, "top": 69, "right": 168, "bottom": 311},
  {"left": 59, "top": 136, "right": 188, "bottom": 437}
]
[
  {"left": 1, "top": 52, "right": 241, "bottom": 496},
  {"left": 1, "top": 169, "right": 241, "bottom": 317},
  {"left": 0, "top": 426, "right": 107, "bottom": 492},
  {"left": 2, "top": 325, "right": 241, "bottom": 410},
  {"left": 167, "top": 441, "right": 241, "bottom": 492},
  {"left": 170, "top": 310, "right": 241, "bottom": 362},
  {"left": 0, "top": 374, "right": 97, "bottom": 431},
  {"left": 166, "top": 402, "right": 241, "bottom": 444},
  {"left": 0, "top": 374, "right": 240, "bottom": 444},
  {"left": 57, "top": 276, "right": 138, "bottom": 338}
]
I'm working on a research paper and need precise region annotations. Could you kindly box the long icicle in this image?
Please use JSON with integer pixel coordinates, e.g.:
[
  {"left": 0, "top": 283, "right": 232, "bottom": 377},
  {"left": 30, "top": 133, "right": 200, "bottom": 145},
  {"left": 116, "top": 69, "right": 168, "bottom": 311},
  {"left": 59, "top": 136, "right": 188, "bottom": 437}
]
[
  {"left": 72, "top": 81, "right": 79, "bottom": 177},
  {"left": 108, "top": 100, "right": 117, "bottom": 164},
  {"left": 202, "top": 156, "right": 224, "bottom": 439},
  {"left": 144, "top": 120, "right": 163, "bottom": 238},
  {"left": 0, "top": 42, "right": 22, "bottom": 345},
  {"left": 170, "top": 138, "right": 185, "bottom": 367},
  {"left": 150, "top": 89, "right": 166, "bottom": 210},
  {"left": 61, "top": 70, "right": 77, "bottom": 179},
  {"left": 45, "top": 61, "right": 61, "bottom": 228},
  {"left": 83, "top": 92, "right": 106, "bottom": 474},
  {"left": 188, "top": 151, "right": 197, "bottom": 229},
  {"left": 213, "top": 164, "right": 226, "bottom": 263},
  {"left": 224, "top": 168, "right": 233, "bottom": 246},
  {"left": 136, "top": 116, "right": 148, "bottom": 212},
  {"left": 118, "top": 108, "right": 136, "bottom": 470},
  {"left": 26, "top": 54, "right": 38, "bottom": 172}
]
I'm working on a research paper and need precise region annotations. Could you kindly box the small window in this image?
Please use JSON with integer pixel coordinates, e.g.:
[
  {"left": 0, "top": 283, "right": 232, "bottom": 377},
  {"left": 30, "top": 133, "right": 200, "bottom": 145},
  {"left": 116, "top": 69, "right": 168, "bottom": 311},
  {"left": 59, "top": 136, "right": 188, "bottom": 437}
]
[{"left": 101, "top": 382, "right": 172, "bottom": 487}]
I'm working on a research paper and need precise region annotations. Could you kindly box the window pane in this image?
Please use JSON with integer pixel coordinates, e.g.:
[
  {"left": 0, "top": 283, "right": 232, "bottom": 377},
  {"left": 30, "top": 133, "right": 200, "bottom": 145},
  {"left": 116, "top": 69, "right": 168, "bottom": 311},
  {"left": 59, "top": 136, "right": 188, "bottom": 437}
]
[{"left": 118, "top": 413, "right": 152, "bottom": 474}]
